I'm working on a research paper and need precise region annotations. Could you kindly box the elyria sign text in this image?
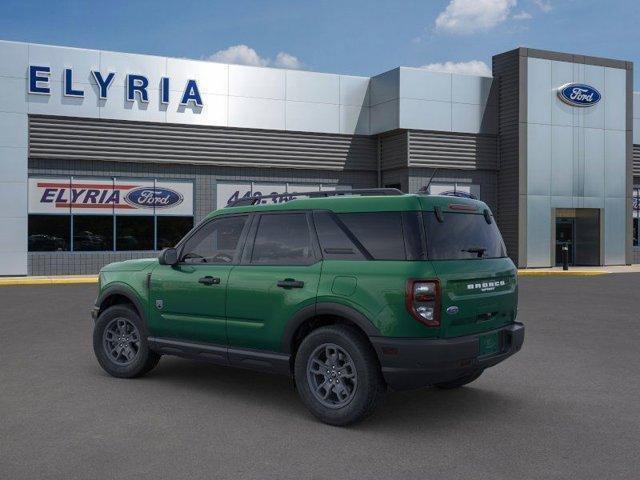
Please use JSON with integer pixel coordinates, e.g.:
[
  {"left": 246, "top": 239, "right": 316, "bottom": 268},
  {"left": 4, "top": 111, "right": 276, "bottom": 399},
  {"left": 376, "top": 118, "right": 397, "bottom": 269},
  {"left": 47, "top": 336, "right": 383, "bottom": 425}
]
[{"left": 28, "top": 65, "right": 204, "bottom": 107}]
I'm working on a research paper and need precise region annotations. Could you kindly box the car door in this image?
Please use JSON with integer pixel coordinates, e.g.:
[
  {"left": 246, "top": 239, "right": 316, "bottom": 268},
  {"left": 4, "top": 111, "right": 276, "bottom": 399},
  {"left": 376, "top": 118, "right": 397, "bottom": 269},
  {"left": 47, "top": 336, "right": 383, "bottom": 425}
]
[
  {"left": 148, "top": 214, "right": 250, "bottom": 345},
  {"left": 226, "top": 211, "right": 321, "bottom": 352}
]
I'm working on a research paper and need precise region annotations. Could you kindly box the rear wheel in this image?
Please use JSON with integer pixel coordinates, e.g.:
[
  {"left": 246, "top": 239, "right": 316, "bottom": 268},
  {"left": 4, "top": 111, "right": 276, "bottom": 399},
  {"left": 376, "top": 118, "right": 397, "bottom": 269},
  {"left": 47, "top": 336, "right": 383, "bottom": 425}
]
[
  {"left": 294, "top": 325, "right": 385, "bottom": 426},
  {"left": 93, "top": 304, "right": 160, "bottom": 378},
  {"left": 435, "top": 370, "right": 483, "bottom": 389}
]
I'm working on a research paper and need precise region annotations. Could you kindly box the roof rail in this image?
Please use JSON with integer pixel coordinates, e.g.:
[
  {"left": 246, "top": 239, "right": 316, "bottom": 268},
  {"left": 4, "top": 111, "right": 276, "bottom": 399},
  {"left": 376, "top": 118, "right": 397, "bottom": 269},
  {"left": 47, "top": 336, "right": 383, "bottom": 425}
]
[{"left": 225, "top": 188, "right": 403, "bottom": 208}]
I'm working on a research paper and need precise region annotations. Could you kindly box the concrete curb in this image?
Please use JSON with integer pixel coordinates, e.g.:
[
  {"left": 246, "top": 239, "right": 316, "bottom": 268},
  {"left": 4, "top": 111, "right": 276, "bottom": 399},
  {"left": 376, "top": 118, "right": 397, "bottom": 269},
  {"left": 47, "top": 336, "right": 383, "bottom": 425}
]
[
  {"left": 517, "top": 270, "right": 607, "bottom": 277},
  {"left": 0, "top": 276, "right": 98, "bottom": 286}
]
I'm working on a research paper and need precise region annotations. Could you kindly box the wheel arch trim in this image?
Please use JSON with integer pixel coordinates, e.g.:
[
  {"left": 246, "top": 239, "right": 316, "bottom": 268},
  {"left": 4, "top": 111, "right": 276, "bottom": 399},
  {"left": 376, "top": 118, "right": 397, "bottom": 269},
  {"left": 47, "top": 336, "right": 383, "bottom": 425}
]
[
  {"left": 281, "top": 302, "right": 381, "bottom": 354},
  {"left": 96, "top": 283, "right": 147, "bottom": 324}
]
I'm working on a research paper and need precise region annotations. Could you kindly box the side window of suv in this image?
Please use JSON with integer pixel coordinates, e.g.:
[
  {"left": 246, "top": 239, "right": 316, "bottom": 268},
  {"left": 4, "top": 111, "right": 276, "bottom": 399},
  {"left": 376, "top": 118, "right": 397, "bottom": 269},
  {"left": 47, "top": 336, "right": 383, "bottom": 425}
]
[
  {"left": 180, "top": 215, "right": 248, "bottom": 264},
  {"left": 250, "top": 213, "right": 314, "bottom": 265},
  {"left": 336, "top": 212, "right": 406, "bottom": 260},
  {"left": 313, "top": 211, "right": 366, "bottom": 260}
]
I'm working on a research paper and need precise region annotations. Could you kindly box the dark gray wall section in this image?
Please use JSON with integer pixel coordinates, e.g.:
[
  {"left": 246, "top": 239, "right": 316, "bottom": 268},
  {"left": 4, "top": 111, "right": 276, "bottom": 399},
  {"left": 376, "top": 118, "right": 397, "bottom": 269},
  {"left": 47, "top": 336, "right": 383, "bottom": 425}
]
[
  {"left": 492, "top": 49, "right": 523, "bottom": 266},
  {"left": 27, "top": 158, "right": 376, "bottom": 275},
  {"left": 634, "top": 146, "right": 640, "bottom": 178},
  {"left": 408, "top": 131, "right": 498, "bottom": 170},
  {"left": 28, "top": 115, "right": 378, "bottom": 172},
  {"left": 379, "top": 130, "right": 408, "bottom": 171}
]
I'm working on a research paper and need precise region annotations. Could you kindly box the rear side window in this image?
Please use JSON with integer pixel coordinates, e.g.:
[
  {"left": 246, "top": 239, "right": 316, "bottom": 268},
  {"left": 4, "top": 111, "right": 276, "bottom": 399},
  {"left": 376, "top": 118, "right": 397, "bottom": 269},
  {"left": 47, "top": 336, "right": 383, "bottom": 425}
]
[
  {"left": 313, "top": 212, "right": 366, "bottom": 260},
  {"left": 251, "top": 213, "right": 314, "bottom": 265},
  {"left": 336, "top": 212, "right": 406, "bottom": 260},
  {"left": 423, "top": 212, "right": 507, "bottom": 260}
]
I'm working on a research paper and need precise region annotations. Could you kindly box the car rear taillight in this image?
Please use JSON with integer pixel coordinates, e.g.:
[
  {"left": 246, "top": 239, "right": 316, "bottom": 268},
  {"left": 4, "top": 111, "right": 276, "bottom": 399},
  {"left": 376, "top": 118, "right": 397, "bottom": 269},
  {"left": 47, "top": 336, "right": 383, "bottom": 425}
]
[{"left": 406, "top": 279, "right": 441, "bottom": 327}]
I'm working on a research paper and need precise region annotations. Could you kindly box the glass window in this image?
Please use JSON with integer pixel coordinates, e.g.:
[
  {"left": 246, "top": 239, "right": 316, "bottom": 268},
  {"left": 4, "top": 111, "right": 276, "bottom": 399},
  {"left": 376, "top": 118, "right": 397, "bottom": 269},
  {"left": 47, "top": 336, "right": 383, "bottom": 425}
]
[
  {"left": 313, "top": 212, "right": 365, "bottom": 260},
  {"left": 28, "top": 215, "right": 70, "bottom": 251},
  {"left": 251, "top": 213, "right": 313, "bottom": 265},
  {"left": 337, "top": 212, "right": 406, "bottom": 260},
  {"left": 157, "top": 216, "right": 194, "bottom": 249},
  {"left": 73, "top": 215, "right": 114, "bottom": 251},
  {"left": 181, "top": 215, "right": 247, "bottom": 264},
  {"left": 116, "top": 216, "right": 154, "bottom": 251},
  {"left": 423, "top": 212, "right": 507, "bottom": 260}
]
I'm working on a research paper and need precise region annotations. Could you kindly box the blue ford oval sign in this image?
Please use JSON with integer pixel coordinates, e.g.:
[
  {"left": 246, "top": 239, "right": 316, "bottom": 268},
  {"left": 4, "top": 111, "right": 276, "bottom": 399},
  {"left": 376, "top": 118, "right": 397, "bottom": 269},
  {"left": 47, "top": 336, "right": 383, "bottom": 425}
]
[
  {"left": 557, "top": 83, "right": 601, "bottom": 107},
  {"left": 125, "top": 187, "right": 183, "bottom": 209}
]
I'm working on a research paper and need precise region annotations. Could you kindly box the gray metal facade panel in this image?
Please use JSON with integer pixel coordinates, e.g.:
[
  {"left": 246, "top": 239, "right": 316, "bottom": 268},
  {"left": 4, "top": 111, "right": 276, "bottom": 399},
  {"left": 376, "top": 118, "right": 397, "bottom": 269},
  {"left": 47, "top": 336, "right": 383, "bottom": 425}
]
[
  {"left": 407, "top": 130, "right": 498, "bottom": 171},
  {"left": 379, "top": 130, "right": 408, "bottom": 171},
  {"left": 634, "top": 145, "right": 640, "bottom": 177},
  {"left": 28, "top": 115, "right": 378, "bottom": 172},
  {"left": 492, "top": 49, "right": 522, "bottom": 266}
]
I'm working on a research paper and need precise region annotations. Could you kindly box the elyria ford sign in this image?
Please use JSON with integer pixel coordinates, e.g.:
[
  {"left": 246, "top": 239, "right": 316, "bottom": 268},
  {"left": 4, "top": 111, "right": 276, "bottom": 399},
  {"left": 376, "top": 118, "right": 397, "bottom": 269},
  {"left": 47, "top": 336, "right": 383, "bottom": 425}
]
[
  {"left": 557, "top": 83, "right": 601, "bottom": 107},
  {"left": 28, "top": 65, "right": 204, "bottom": 107},
  {"left": 125, "top": 187, "right": 183, "bottom": 209}
]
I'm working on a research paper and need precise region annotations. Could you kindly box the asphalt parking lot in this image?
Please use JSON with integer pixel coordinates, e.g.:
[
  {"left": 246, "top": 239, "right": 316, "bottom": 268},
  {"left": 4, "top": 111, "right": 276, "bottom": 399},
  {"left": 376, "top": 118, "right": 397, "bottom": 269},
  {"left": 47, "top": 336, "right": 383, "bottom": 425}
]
[{"left": 1, "top": 275, "right": 639, "bottom": 480}]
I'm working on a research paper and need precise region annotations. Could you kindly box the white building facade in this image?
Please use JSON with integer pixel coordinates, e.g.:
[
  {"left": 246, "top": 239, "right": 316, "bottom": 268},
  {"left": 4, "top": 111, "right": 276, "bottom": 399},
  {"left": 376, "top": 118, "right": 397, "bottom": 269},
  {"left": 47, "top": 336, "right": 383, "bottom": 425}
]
[{"left": 0, "top": 41, "right": 637, "bottom": 275}]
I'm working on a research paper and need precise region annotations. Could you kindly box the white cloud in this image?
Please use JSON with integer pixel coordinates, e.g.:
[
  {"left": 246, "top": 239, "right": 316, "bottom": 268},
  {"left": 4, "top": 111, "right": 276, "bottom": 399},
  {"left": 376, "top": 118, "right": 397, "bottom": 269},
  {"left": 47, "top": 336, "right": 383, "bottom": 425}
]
[
  {"left": 420, "top": 60, "right": 492, "bottom": 77},
  {"left": 532, "top": 0, "right": 552, "bottom": 12},
  {"left": 274, "top": 52, "right": 303, "bottom": 69},
  {"left": 206, "top": 44, "right": 303, "bottom": 69},
  {"left": 435, "top": 0, "right": 517, "bottom": 34},
  {"left": 513, "top": 10, "right": 532, "bottom": 20}
]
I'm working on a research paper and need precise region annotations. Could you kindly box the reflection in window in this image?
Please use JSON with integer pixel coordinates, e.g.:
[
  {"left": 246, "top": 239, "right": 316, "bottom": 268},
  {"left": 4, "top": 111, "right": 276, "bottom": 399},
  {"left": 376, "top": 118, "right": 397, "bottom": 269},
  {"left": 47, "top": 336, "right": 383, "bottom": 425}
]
[
  {"left": 73, "top": 215, "right": 114, "bottom": 251},
  {"left": 28, "top": 215, "right": 70, "bottom": 251},
  {"left": 251, "top": 214, "right": 312, "bottom": 265},
  {"left": 157, "top": 216, "right": 194, "bottom": 249},
  {"left": 116, "top": 216, "right": 154, "bottom": 251},
  {"left": 181, "top": 216, "right": 247, "bottom": 263}
]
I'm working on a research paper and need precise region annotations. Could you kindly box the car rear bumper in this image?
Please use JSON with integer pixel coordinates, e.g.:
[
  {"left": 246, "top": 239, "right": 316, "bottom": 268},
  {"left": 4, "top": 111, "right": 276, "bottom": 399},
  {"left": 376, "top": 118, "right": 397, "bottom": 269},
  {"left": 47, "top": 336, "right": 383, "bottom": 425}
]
[{"left": 370, "top": 322, "right": 524, "bottom": 391}]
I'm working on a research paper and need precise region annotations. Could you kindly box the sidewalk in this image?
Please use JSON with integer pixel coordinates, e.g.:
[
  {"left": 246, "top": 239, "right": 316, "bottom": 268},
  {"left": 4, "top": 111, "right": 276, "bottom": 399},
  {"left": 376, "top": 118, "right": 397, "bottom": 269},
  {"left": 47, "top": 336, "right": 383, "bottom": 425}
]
[
  {"left": 0, "top": 275, "right": 98, "bottom": 286},
  {"left": 517, "top": 265, "right": 640, "bottom": 276}
]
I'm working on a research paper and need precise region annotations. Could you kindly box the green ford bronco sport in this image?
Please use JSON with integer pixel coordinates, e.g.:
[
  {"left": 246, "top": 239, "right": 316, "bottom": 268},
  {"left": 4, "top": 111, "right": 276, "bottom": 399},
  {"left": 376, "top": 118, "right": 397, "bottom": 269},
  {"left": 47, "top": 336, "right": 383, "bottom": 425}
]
[{"left": 92, "top": 189, "right": 524, "bottom": 425}]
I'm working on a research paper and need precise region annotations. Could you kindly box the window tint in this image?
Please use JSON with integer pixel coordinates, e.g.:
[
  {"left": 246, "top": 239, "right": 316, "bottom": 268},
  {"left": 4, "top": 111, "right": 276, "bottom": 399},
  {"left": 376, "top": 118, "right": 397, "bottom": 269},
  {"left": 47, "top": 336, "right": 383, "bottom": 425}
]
[
  {"left": 157, "top": 216, "right": 194, "bottom": 249},
  {"left": 116, "top": 216, "right": 154, "bottom": 251},
  {"left": 251, "top": 214, "right": 313, "bottom": 265},
  {"left": 423, "top": 212, "right": 507, "bottom": 260},
  {"left": 336, "top": 212, "right": 406, "bottom": 260},
  {"left": 181, "top": 215, "right": 247, "bottom": 264},
  {"left": 73, "top": 215, "right": 113, "bottom": 251},
  {"left": 28, "top": 215, "right": 70, "bottom": 251},
  {"left": 313, "top": 212, "right": 365, "bottom": 260}
]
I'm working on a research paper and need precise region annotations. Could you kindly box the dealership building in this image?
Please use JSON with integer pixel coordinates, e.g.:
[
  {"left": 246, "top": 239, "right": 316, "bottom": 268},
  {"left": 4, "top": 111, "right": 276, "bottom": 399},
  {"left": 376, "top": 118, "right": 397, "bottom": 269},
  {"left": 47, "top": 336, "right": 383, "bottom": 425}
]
[{"left": 0, "top": 39, "right": 638, "bottom": 275}]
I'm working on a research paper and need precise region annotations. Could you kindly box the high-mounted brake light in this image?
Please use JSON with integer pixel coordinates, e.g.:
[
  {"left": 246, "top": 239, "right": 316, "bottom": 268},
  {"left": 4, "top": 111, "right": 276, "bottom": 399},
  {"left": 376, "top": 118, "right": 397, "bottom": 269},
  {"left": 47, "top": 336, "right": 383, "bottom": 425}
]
[
  {"left": 406, "top": 279, "right": 441, "bottom": 327},
  {"left": 448, "top": 203, "right": 477, "bottom": 212}
]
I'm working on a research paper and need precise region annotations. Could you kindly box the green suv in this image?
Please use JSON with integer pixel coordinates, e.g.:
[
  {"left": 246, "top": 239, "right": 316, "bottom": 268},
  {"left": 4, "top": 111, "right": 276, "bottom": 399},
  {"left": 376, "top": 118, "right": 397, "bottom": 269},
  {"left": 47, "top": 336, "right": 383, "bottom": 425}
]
[{"left": 92, "top": 189, "right": 524, "bottom": 425}]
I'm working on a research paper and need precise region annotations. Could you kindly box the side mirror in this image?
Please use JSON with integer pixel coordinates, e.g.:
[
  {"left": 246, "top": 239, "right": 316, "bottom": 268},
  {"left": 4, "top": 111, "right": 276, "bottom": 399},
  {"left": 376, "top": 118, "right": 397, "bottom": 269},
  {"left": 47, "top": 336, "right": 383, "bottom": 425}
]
[{"left": 159, "top": 247, "right": 178, "bottom": 266}]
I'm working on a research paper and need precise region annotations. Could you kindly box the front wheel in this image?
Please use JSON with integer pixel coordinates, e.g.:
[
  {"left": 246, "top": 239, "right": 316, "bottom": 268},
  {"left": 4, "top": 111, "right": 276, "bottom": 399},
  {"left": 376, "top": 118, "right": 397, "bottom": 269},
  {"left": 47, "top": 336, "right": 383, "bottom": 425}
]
[
  {"left": 93, "top": 304, "right": 160, "bottom": 378},
  {"left": 294, "top": 325, "right": 385, "bottom": 426}
]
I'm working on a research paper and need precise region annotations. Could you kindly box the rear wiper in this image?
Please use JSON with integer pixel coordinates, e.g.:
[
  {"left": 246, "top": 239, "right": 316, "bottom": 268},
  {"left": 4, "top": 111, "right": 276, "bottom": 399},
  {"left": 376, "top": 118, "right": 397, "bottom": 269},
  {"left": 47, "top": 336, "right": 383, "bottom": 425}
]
[{"left": 462, "top": 247, "right": 486, "bottom": 258}]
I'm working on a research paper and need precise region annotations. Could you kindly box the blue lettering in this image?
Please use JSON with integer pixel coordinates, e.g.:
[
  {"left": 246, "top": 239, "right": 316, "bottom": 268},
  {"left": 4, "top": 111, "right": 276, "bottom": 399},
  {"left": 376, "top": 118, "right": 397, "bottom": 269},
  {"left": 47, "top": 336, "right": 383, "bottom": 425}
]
[
  {"left": 161, "top": 77, "right": 170, "bottom": 104},
  {"left": 105, "top": 191, "right": 120, "bottom": 204},
  {"left": 63, "top": 68, "right": 84, "bottom": 97},
  {"left": 56, "top": 189, "right": 67, "bottom": 203},
  {"left": 180, "top": 79, "right": 203, "bottom": 107},
  {"left": 71, "top": 189, "right": 86, "bottom": 202},
  {"left": 126, "top": 74, "right": 149, "bottom": 102},
  {"left": 41, "top": 188, "right": 56, "bottom": 202},
  {"left": 29, "top": 65, "right": 51, "bottom": 94},
  {"left": 91, "top": 71, "right": 115, "bottom": 99}
]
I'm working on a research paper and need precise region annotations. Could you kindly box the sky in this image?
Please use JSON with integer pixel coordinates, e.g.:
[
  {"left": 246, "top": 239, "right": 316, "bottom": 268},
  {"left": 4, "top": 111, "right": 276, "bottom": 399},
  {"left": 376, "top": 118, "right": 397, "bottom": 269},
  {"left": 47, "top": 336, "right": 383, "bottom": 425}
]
[{"left": 0, "top": 0, "right": 638, "bottom": 84}]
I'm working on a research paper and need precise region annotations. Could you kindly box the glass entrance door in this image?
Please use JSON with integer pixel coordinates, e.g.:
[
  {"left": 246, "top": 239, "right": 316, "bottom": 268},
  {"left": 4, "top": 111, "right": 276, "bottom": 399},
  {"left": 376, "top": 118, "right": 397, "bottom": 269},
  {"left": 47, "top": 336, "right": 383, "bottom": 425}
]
[{"left": 555, "top": 217, "right": 574, "bottom": 266}]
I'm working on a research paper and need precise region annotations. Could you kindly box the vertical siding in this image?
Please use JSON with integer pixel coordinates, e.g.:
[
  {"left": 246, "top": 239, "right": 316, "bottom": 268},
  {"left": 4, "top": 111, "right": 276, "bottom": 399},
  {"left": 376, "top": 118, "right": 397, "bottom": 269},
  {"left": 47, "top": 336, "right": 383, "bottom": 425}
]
[{"left": 492, "top": 49, "right": 522, "bottom": 266}]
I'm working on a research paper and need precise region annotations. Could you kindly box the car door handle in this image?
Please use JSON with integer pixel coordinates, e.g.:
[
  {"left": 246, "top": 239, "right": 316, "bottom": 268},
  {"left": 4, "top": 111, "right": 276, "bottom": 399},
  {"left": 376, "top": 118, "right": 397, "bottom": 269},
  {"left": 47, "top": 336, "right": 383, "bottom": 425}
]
[
  {"left": 277, "top": 278, "right": 304, "bottom": 289},
  {"left": 198, "top": 276, "right": 220, "bottom": 285}
]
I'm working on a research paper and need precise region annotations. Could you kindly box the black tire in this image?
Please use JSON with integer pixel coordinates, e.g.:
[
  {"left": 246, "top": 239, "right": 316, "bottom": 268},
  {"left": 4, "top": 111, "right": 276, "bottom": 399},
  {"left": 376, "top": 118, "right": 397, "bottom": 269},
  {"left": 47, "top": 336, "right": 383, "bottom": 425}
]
[
  {"left": 294, "top": 325, "right": 385, "bottom": 426},
  {"left": 93, "top": 304, "right": 160, "bottom": 378},
  {"left": 435, "top": 370, "right": 483, "bottom": 389}
]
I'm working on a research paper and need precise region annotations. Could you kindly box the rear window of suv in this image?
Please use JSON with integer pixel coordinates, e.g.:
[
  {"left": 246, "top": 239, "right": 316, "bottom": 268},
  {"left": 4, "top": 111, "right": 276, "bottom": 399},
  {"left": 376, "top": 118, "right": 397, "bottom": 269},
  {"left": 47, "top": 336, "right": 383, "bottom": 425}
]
[{"left": 423, "top": 212, "right": 507, "bottom": 260}]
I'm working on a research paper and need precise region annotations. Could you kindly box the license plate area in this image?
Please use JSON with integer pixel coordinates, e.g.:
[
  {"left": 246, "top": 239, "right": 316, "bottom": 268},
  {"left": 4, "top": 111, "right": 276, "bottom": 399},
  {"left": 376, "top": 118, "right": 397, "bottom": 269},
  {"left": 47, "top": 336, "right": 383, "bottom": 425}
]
[{"left": 478, "top": 331, "right": 500, "bottom": 356}]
